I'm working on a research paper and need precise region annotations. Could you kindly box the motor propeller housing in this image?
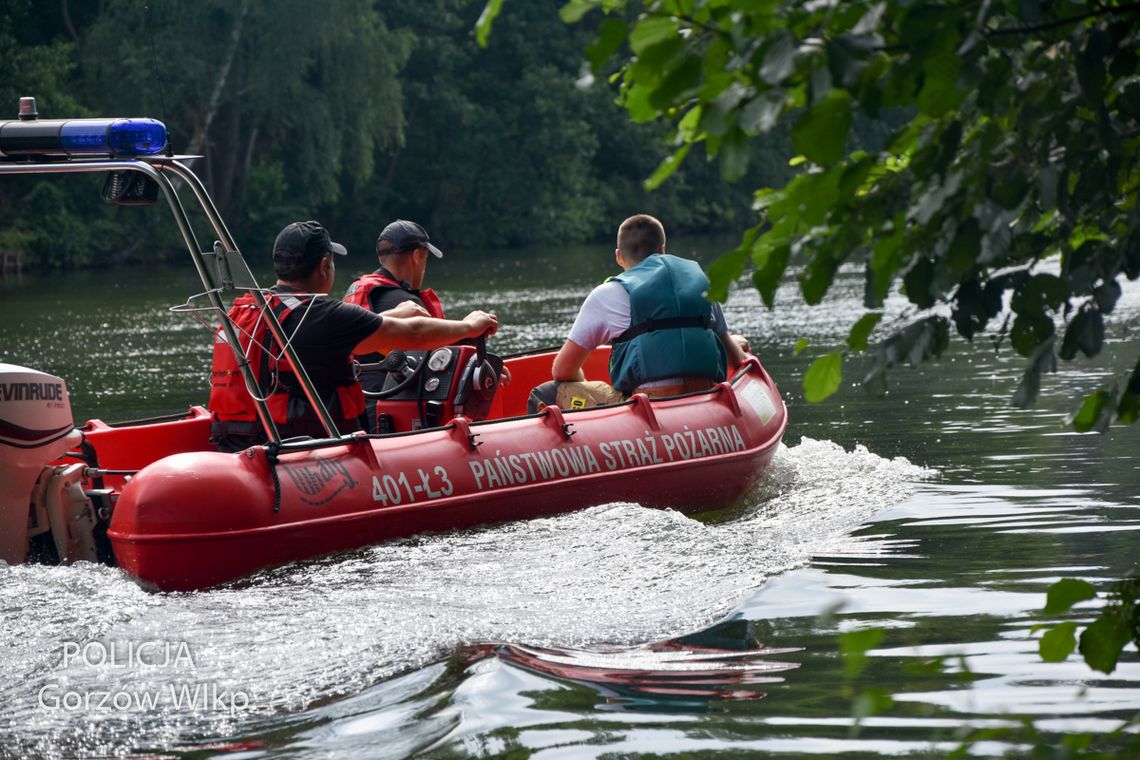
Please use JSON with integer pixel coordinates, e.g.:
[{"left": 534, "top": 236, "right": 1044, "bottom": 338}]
[{"left": 0, "top": 364, "right": 81, "bottom": 563}]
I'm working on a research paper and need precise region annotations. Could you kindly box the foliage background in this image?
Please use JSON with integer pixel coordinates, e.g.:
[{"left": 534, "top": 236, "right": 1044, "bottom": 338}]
[{"left": 0, "top": 0, "right": 801, "bottom": 267}]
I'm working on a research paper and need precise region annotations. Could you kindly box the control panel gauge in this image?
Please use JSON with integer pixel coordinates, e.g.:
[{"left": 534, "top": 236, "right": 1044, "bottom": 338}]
[{"left": 427, "top": 348, "right": 452, "bottom": 372}]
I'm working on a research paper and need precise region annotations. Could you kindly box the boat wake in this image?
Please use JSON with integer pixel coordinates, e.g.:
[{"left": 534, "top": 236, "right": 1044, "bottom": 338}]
[{"left": 0, "top": 436, "right": 930, "bottom": 758}]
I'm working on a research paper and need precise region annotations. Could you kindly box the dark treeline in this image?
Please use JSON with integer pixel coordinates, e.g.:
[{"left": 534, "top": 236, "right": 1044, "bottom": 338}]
[{"left": 0, "top": 0, "right": 794, "bottom": 269}]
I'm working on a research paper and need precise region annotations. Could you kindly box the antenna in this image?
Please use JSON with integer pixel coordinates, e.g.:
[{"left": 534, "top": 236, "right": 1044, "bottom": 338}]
[{"left": 144, "top": 1, "right": 174, "bottom": 157}]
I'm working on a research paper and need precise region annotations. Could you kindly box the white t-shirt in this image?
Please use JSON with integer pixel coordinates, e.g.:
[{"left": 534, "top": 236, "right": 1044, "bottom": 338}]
[{"left": 567, "top": 280, "right": 730, "bottom": 351}]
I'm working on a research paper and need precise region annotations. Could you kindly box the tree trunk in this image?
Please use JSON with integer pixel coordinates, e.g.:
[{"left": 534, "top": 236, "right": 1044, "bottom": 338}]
[
  {"left": 186, "top": 0, "right": 249, "bottom": 157},
  {"left": 60, "top": 0, "right": 78, "bottom": 41}
]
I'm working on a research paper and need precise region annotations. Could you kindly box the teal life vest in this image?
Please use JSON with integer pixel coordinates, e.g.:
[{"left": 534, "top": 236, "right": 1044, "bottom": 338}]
[{"left": 608, "top": 253, "right": 726, "bottom": 394}]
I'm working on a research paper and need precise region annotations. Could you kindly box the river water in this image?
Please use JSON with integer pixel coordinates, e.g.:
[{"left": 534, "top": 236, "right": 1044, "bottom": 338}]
[{"left": 1, "top": 238, "right": 1138, "bottom": 758}]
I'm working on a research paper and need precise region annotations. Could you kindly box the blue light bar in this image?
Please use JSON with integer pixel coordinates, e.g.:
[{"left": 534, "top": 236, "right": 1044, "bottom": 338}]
[{"left": 0, "top": 118, "right": 168, "bottom": 158}]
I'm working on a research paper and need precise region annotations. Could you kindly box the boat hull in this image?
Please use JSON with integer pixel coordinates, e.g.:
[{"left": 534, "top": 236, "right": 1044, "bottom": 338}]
[{"left": 108, "top": 359, "right": 786, "bottom": 592}]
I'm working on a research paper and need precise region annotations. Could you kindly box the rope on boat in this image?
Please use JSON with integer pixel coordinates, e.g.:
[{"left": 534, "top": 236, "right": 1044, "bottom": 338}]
[{"left": 265, "top": 442, "right": 282, "bottom": 513}]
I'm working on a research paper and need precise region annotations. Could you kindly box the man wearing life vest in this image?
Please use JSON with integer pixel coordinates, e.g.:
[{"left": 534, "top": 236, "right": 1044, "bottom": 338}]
[
  {"left": 344, "top": 219, "right": 446, "bottom": 319},
  {"left": 209, "top": 220, "right": 498, "bottom": 452},
  {"left": 528, "top": 213, "right": 749, "bottom": 412},
  {"left": 343, "top": 219, "right": 449, "bottom": 431}
]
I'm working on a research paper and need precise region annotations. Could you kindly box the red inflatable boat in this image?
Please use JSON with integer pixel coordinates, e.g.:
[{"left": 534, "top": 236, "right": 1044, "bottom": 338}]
[{"left": 0, "top": 103, "right": 786, "bottom": 591}]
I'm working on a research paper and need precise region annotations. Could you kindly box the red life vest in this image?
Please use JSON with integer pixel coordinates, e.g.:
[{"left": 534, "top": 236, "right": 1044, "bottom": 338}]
[
  {"left": 344, "top": 271, "right": 446, "bottom": 319},
  {"left": 208, "top": 292, "right": 365, "bottom": 436}
]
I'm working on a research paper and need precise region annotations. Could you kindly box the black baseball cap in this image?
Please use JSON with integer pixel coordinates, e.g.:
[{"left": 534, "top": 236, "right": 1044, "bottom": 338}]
[
  {"left": 273, "top": 220, "right": 347, "bottom": 262},
  {"left": 377, "top": 219, "right": 443, "bottom": 258}
]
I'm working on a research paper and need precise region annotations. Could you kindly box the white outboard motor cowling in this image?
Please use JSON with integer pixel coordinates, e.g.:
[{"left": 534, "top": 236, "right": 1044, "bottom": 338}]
[{"left": 0, "top": 363, "right": 82, "bottom": 564}]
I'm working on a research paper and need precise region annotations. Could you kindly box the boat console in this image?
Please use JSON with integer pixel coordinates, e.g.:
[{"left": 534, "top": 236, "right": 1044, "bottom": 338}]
[{"left": 360, "top": 341, "right": 504, "bottom": 432}]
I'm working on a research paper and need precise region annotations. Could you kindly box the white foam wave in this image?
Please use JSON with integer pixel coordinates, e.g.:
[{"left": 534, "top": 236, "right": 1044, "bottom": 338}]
[{"left": 0, "top": 436, "right": 930, "bottom": 757}]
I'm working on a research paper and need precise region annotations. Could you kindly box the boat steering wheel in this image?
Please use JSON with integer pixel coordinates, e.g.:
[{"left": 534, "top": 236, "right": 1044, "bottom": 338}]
[{"left": 366, "top": 350, "right": 426, "bottom": 399}]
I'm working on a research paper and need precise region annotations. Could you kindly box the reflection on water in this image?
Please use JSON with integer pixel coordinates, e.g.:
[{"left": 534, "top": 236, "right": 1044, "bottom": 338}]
[{"left": 1, "top": 249, "right": 1139, "bottom": 758}]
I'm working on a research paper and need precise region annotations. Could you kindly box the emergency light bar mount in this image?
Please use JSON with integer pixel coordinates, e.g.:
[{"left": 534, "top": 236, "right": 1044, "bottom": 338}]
[{"left": 0, "top": 97, "right": 343, "bottom": 443}]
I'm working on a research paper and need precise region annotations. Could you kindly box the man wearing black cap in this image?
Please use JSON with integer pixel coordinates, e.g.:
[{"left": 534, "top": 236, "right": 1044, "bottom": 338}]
[
  {"left": 208, "top": 220, "right": 498, "bottom": 451},
  {"left": 344, "top": 219, "right": 446, "bottom": 319},
  {"left": 343, "top": 220, "right": 451, "bottom": 430}
]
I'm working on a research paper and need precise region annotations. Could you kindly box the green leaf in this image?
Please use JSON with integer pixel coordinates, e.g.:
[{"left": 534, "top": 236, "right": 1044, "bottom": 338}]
[
  {"left": 1039, "top": 622, "right": 1078, "bottom": 662},
  {"left": 739, "top": 92, "right": 783, "bottom": 134},
  {"left": 1011, "top": 273, "right": 1068, "bottom": 314},
  {"left": 952, "top": 280, "right": 985, "bottom": 340},
  {"left": 839, "top": 627, "right": 883, "bottom": 678},
  {"left": 791, "top": 89, "right": 853, "bottom": 166},
  {"left": 1079, "top": 614, "right": 1131, "bottom": 674},
  {"left": 1118, "top": 391, "right": 1140, "bottom": 425},
  {"left": 629, "top": 15, "right": 677, "bottom": 54},
  {"left": 917, "top": 52, "right": 964, "bottom": 117},
  {"left": 902, "top": 256, "right": 936, "bottom": 309},
  {"left": 644, "top": 144, "right": 690, "bottom": 191},
  {"left": 867, "top": 222, "right": 905, "bottom": 307},
  {"left": 852, "top": 688, "right": 895, "bottom": 724},
  {"left": 1072, "top": 390, "right": 1111, "bottom": 433},
  {"left": 586, "top": 18, "right": 628, "bottom": 73},
  {"left": 838, "top": 154, "right": 874, "bottom": 200},
  {"left": 1010, "top": 313, "right": 1055, "bottom": 357},
  {"left": 1044, "top": 578, "right": 1097, "bottom": 614},
  {"left": 751, "top": 241, "right": 790, "bottom": 308},
  {"left": 1092, "top": 280, "right": 1122, "bottom": 315},
  {"left": 847, "top": 313, "right": 883, "bottom": 351},
  {"left": 759, "top": 31, "right": 796, "bottom": 85},
  {"left": 475, "top": 0, "right": 505, "bottom": 47},
  {"left": 899, "top": 4, "right": 956, "bottom": 47},
  {"left": 706, "top": 230, "right": 752, "bottom": 302},
  {"left": 991, "top": 168, "right": 1030, "bottom": 211},
  {"left": 794, "top": 338, "right": 810, "bottom": 356},
  {"left": 632, "top": 37, "right": 684, "bottom": 82},
  {"left": 1076, "top": 27, "right": 1110, "bottom": 106},
  {"left": 804, "top": 351, "right": 843, "bottom": 403},
  {"left": 622, "top": 77, "right": 658, "bottom": 122},
  {"left": 801, "top": 253, "right": 841, "bottom": 305},
  {"left": 719, "top": 128, "right": 749, "bottom": 182},
  {"left": 559, "top": 0, "right": 594, "bottom": 24},
  {"left": 648, "top": 54, "right": 702, "bottom": 109},
  {"left": 901, "top": 317, "right": 949, "bottom": 366},
  {"left": 1012, "top": 335, "right": 1057, "bottom": 408},
  {"left": 947, "top": 219, "right": 981, "bottom": 274},
  {"left": 1059, "top": 309, "right": 1104, "bottom": 361},
  {"left": 677, "top": 104, "right": 703, "bottom": 142}
]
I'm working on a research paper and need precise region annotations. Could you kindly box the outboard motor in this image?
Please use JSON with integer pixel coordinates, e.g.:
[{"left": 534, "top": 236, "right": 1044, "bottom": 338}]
[{"left": 0, "top": 364, "right": 85, "bottom": 564}]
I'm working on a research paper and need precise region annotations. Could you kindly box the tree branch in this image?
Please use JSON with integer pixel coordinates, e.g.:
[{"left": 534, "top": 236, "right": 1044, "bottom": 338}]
[{"left": 986, "top": 2, "right": 1140, "bottom": 37}]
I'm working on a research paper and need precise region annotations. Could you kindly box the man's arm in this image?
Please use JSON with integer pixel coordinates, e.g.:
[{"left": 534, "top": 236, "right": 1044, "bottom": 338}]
[
  {"left": 551, "top": 340, "right": 591, "bottom": 382},
  {"left": 355, "top": 311, "right": 497, "bottom": 354},
  {"left": 719, "top": 332, "right": 750, "bottom": 372}
]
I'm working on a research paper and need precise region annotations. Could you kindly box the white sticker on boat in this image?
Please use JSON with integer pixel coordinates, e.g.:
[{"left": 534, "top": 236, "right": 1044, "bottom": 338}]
[{"left": 740, "top": 380, "right": 777, "bottom": 424}]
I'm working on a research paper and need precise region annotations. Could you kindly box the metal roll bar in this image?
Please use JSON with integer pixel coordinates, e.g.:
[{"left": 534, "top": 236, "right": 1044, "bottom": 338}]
[{"left": 0, "top": 156, "right": 342, "bottom": 443}]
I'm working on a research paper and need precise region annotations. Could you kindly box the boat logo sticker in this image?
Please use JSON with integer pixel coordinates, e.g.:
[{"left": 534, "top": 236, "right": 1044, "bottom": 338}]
[{"left": 280, "top": 456, "right": 357, "bottom": 506}]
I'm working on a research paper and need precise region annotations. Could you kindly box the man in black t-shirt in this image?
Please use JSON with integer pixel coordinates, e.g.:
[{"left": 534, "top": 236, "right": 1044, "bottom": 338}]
[{"left": 208, "top": 220, "right": 498, "bottom": 450}]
